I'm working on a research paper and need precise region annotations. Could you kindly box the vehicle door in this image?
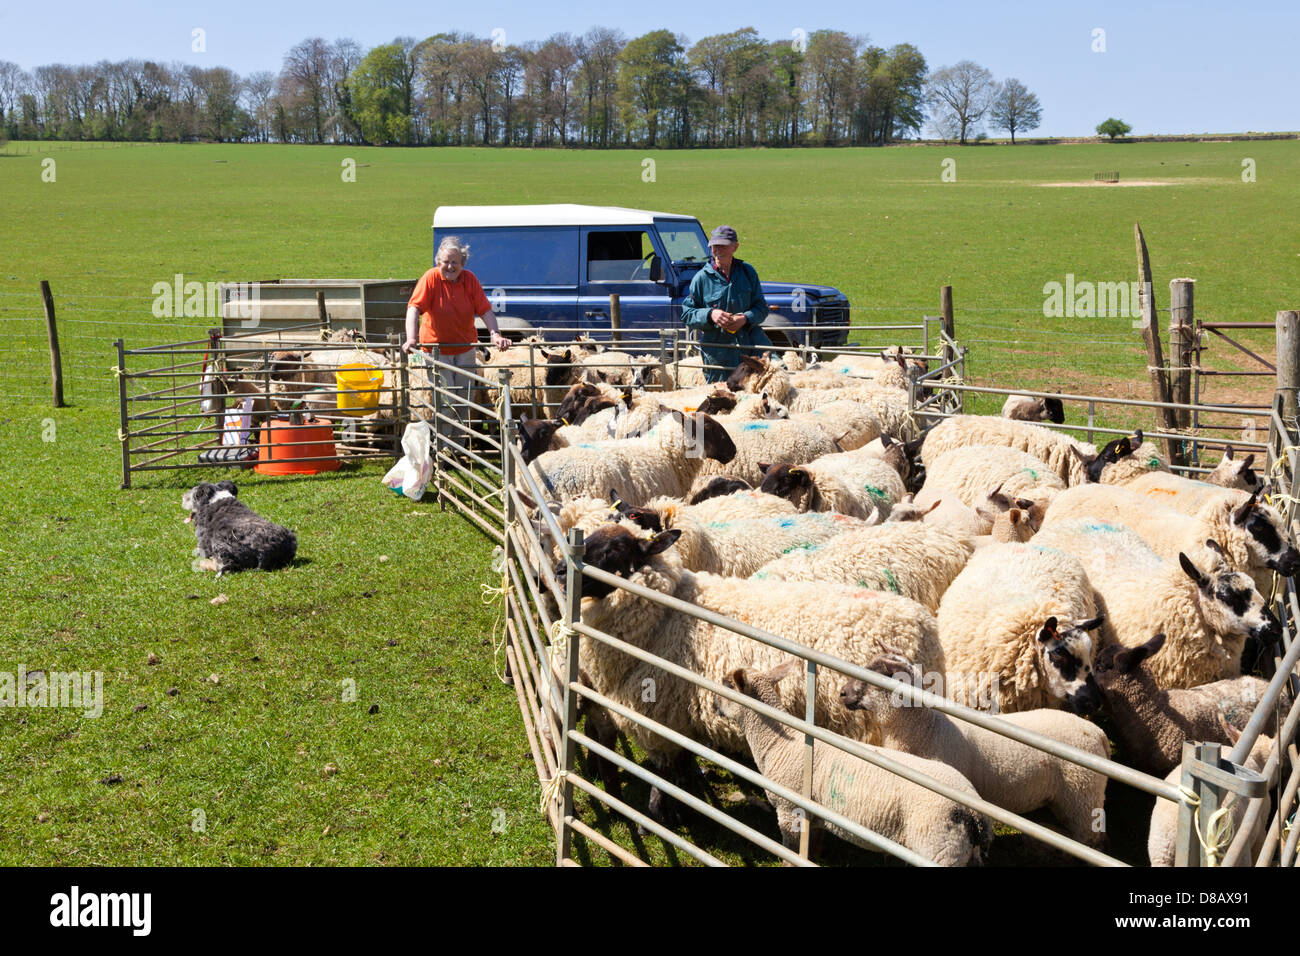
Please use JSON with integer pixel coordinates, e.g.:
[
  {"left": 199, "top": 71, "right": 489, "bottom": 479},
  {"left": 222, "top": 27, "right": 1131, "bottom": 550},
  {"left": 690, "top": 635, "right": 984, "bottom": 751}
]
[{"left": 578, "top": 225, "right": 674, "bottom": 344}]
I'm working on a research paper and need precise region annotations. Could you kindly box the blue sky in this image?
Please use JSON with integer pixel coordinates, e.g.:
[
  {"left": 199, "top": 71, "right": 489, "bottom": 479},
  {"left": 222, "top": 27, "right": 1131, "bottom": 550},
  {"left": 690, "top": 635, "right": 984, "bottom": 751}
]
[{"left": 1, "top": 0, "right": 1295, "bottom": 137}]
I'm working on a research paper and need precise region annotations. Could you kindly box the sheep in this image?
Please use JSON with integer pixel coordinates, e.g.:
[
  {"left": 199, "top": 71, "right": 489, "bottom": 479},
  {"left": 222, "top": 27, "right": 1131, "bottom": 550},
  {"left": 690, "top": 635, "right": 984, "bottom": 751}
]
[
  {"left": 840, "top": 654, "right": 1110, "bottom": 848},
  {"left": 1091, "top": 632, "right": 1289, "bottom": 777},
  {"left": 921, "top": 416, "right": 1105, "bottom": 486},
  {"left": 918, "top": 444, "right": 1066, "bottom": 511},
  {"left": 1030, "top": 521, "right": 1282, "bottom": 689},
  {"left": 526, "top": 407, "right": 737, "bottom": 506},
  {"left": 937, "top": 542, "right": 1105, "bottom": 715},
  {"left": 778, "top": 350, "right": 807, "bottom": 371},
  {"left": 723, "top": 354, "right": 795, "bottom": 404},
  {"left": 609, "top": 493, "right": 876, "bottom": 576},
  {"left": 563, "top": 523, "right": 947, "bottom": 823},
  {"left": 751, "top": 521, "right": 974, "bottom": 613},
  {"left": 859, "top": 433, "right": 917, "bottom": 484},
  {"left": 1148, "top": 727, "right": 1274, "bottom": 867},
  {"left": 693, "top": 418, "right": 842, "bottom": 487},
  {"left": 717, "top": 389, "right": 790, "bottom": 422},
  {"left": 1127, "top": 469, "right": 1267, "bottom": 517},
  {"left": 787, "top": 384, "right": 915, "bottom": 440},
  {"left": 1002, "top": 393, "right": 1065, "bottom": 424},
  {"left": 788, "top": 399, "right": 885, "bottom": 451},
  {"left": 1204, "top": 446, "right": 1261, "bottom": 492},
  {"left": 717, "top": 659, "right": 992, "bottom": 865},
  {"left": 1094, "top": 434, "right": 1171, "bottom": 486},
  {"left": 757, "top": 450, "right": 908, "bottom": 520},
  {"left": 664, "top": 354, "right": 708, "bottom": 389},
  {"left": 1041, "top": 484, "right": 1299, "bottom": 594},
  {"left": 687, "top": 475, "right": 752, "bottom": 504}
]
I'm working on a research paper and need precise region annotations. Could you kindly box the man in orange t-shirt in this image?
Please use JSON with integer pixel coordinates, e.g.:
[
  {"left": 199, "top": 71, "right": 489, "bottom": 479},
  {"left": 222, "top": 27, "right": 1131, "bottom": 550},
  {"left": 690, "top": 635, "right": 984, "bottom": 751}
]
[{"left": 404, "top": 236, "right": 511, "bottom": 451}]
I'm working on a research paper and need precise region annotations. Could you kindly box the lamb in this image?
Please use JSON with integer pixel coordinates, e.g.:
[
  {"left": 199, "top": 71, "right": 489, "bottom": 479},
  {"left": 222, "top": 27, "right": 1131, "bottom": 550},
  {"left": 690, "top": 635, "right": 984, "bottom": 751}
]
[
  {"left": 526, "top": 407, "right": 737, "bottom": 506},
  {"left": 1041, "top": 484, "right": 1299, "bottom": 593},
  {"left": 1030, "top": 521, "right": 1281, "bottom": 689},
  {"left": 694, "top": 418, "right": 842, "bottom": 486},
  {"left": 1002, "top": 393, "right": 1065, "bottom": 424},
  {"left": 717, "top": 390, "right": 790, "bottom": 422},
  {"left": 563, "top": 523, "right": 947, "bottom": 823},
  {"left": 1204, "top": 447, "right": 1261, "bottom": 492},
  {"left": 918, "top": 444, "right": 1066, "bottom": 511},
  {"left": 757, "top": 450, "right": 908, "bottom": 520},
  {"left": 751, "top": 521, "right": 974, "bottom": 613},
  {"left": 578, "top": 349, "right": 635, "bottom": 386},
  {"left": 936, "top": 542, "right": 1105, "bottom": 715},
  {"left": 687, "top": 475, "right": 752, "bottom": 504},
  {"left": 890, "top": 487, "right": 1037, "bottom": 539},
  {"left": 1148, "top": 727, "right": 1274, "bottom": 867},
  {"left": 1091, "top": 632, "right": 1289, "bottom": 777},
  {"left": 717, "top": 660, "right": 992, "bottom": 865},
  {"left": 840, "top": 654, "right": 1110, "bottom": 848}
]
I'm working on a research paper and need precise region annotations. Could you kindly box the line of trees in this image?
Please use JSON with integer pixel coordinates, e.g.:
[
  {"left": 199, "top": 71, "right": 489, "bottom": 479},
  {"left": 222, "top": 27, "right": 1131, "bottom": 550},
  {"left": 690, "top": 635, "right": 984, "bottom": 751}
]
[{"left": 0, "top": 29, "right": 1039, "bottom": 148}]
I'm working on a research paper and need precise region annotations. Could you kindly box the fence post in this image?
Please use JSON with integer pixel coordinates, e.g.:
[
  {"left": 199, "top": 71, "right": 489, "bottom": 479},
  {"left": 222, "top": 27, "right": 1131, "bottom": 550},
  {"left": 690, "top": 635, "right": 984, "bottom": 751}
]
[
  {"left": 1277, "top": 310, "right": 1300, "bottom": 422},
  {"left": 526, "top": 342, "right": 539, "bottom": 419},
  {"left": 940, "top": 286, "right": 955, "bottom": 368},
  {"left": 1135, "top": 223, "right": 1184, "bottom": 467},
  {"left": 316, "top": 290, "right": 329, "bottom": 336},
  {"left": 501, "top": 418, "right": 517, "bottom": 681},
  {"left": 558, "top": 527, "right": 586, "bottom": 864},
  {"left": 41, "top": 281, "right": 65, "bottom": 408},
  {"left": 116, "top": 339, "right": 130, "bottom": 489},
  {"left": 1169, "top": 279, "right": 1195, "bottom": 428},
  {"left": 609, "top": 293, "right": 622, "bottom": 345},
  {"left": 658, "top": 329, "right": 668, "bottom": 392}
]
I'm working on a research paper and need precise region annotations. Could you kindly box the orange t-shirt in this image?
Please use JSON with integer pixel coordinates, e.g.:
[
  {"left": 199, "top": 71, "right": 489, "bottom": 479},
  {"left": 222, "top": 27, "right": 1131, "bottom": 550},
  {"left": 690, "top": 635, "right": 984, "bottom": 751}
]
[{"left": 407, "top": 267, "right": 492, "bottom": 355}]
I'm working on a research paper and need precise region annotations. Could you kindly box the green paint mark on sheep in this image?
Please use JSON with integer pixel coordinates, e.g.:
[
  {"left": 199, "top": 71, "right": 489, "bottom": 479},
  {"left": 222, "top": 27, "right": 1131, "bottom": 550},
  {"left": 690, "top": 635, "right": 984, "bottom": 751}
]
[
  {"left": 863, "top": 483, "right": 889, "bottom": 502},
  {"left": 880, "top": 567, "right": 900, "bottom": 594},
  {"left": 781, "top": 542, "right": 820, "bottom": 555},
  {"left": 1019, "top": 467, "right": 1040, "bottom": 480},
  {"left": 827, "top": 760, "right": 855, "bottom": 812},
  {"left": 1148, "top": 456, "right": 1160, "bottom": 469},
  {"left": 707, "top": 521, "right": 731, "bottom": 529}
]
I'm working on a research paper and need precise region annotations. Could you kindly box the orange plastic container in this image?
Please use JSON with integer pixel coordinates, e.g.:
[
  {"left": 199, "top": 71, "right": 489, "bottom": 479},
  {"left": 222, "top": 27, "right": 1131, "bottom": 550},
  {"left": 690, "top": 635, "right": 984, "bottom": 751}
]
[{"left": 255, "top": 418, "right": 340, "bottom": 475}]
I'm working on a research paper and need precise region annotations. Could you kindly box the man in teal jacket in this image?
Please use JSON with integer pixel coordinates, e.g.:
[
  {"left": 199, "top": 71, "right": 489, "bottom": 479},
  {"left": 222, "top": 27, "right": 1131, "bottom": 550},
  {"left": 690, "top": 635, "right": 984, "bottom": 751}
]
[{"left": 681, "top": 225, "right": 771, "bottom": 382}]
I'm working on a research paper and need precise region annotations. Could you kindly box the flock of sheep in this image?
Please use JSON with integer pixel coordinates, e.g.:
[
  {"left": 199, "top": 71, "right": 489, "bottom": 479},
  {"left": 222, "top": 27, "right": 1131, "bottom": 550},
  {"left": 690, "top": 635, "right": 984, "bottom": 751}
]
[{"left": 503, "top": 340, "right": 1294, "bottom": 866}]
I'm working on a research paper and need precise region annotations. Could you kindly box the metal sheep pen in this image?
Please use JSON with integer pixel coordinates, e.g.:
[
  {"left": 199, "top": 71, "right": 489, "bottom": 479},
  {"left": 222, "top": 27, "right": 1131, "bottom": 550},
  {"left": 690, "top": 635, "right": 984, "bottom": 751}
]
[{"left": 423, "top": 328, "right": 1300, "bottom": 867}]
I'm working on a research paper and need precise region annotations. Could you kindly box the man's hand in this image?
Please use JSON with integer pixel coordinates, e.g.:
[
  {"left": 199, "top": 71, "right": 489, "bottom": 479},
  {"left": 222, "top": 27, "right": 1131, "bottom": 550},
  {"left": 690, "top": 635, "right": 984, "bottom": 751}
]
[
  {"left": 490, "top": 331, "right": 512, "bottom": 351},
  {"left": 719, "top": 312, "right": 747, "bottom": 333},
  {"left": 710, "top": 308, "right": 729, "bottom": 326},
  {"left": 401, "top": 337, "right": 418, "bottom": 354}
]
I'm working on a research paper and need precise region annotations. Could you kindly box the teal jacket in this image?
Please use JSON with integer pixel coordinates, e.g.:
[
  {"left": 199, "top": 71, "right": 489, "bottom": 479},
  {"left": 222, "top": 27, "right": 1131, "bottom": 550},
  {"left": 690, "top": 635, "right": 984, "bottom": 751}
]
[{"left": 681, "top": 259, "right": 772, "bottom": 381}]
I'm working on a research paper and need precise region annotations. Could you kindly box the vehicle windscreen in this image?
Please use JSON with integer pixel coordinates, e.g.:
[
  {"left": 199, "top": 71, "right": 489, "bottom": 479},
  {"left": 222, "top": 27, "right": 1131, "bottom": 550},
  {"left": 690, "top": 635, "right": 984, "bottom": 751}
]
[{"left": 656, "top": 220, "right": 710, "bottom": 264}]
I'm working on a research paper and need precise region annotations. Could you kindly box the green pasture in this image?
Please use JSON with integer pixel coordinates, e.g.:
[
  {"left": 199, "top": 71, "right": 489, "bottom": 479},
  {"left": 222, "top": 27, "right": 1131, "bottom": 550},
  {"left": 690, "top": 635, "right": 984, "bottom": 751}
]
[{"left": 0, "top": 139, "right": 1296, "bottom": 865}]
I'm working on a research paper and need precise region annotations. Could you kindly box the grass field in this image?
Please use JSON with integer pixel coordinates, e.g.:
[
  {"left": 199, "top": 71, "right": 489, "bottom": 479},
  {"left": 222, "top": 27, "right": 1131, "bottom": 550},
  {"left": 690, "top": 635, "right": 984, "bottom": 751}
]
[{"left": 1, "top": 139, "right": 1297, "bottom": 865}]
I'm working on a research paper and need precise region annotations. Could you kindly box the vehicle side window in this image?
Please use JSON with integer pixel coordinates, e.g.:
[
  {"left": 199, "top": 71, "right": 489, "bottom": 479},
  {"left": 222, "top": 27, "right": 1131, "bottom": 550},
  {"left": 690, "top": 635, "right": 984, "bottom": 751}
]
[
  {"left": 439, "top": 227, "right": 575, "bottom": 287},
  {"left": 587, "top": 230, "right": 656, "bottom": 282}
]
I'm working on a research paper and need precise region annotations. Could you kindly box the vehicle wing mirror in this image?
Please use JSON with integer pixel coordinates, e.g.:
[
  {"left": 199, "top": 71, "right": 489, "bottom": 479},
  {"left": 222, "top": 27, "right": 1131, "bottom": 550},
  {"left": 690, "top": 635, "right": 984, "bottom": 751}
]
[{"left": 650, "top": 255, "right": 665, "bottom": 283}]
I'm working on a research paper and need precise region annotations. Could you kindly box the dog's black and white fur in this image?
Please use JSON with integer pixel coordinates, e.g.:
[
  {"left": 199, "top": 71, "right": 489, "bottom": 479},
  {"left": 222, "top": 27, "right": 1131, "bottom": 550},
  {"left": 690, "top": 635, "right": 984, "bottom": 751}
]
[{"left": 182, "top": 481, "right": 297, "bottom": 574}]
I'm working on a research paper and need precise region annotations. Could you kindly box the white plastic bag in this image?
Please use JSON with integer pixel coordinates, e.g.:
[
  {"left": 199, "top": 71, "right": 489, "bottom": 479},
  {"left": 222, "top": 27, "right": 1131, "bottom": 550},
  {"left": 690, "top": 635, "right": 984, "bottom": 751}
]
[{"left": 382, "top": 421, "right": 433, "bottom": 501}]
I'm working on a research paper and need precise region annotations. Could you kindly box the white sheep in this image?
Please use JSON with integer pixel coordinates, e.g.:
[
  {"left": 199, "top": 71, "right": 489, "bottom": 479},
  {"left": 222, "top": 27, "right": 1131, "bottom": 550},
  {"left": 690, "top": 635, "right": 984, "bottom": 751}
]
[
  {"left": 751, "top": 521, "right": 974, "bottom": 613},
  {"left": 840, "top": 654, "right": 1109, "bottom": 848},
  {"left": 788, "top": 399, "right": 885, "bottom": 451},
  {"left": 937, "top": 542, "right": 1105, "bottom": 715},
  {"left": 694, "top": 418, "right": 842, "bottom": 486},
  {"left": 787, "top": 384, "right": 915, "bottom": 439},
  {"left": 918, "top": 444, "right": 1066, "bottom": 511},
  {"left": 526, "top": 407, "right": 736, "bottom": 506},
  {"left": 757, "top": 450, "right": 907, "bottom": 520},
  {"left": 1203, "top": 447, "right": 1261, "bottom": 492},
  {"left": 1031, "top": 520, "right": 1281, "bottom": 689},
  {"left": 717, "top": 659, "right": 992, "bottom": 865},
  {"left": 1041, "top": 484, "right": 1299, "bottom": 594},
  {"left": 922, "top": 416, "right": 1096, "bottom": 485},
  {"left": 569, "top": 524, "right": 946, "bottom": 821},
  {"left": 1126, "top": 470, "right": 1264, "bottom": 516}
]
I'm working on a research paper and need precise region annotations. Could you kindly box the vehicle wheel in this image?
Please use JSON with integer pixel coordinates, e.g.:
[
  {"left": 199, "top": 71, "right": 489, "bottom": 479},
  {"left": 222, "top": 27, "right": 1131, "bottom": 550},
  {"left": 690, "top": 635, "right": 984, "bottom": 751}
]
[{"left": 765, "top": 330, "right": 792, "bottom": 350}]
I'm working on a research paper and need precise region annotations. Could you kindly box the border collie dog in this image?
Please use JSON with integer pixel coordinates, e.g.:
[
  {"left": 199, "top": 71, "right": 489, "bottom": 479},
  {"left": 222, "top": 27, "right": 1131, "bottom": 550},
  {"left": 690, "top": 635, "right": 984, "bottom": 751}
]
[{"left": 182, "top": 481, "right": 297, "bottom": 574}]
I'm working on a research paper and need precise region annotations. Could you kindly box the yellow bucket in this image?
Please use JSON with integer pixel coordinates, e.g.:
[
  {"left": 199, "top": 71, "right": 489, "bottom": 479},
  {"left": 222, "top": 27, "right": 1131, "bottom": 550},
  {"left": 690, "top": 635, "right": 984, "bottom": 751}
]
[{"left": 335, "top": 364, "right": 383, "bottom": 414}]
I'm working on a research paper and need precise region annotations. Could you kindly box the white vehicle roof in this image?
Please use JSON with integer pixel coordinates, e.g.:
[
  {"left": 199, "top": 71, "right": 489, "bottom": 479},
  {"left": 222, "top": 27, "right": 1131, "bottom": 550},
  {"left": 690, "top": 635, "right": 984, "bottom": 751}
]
[{"left": 432, "top": 204, "right": 699, "bottom": 228}]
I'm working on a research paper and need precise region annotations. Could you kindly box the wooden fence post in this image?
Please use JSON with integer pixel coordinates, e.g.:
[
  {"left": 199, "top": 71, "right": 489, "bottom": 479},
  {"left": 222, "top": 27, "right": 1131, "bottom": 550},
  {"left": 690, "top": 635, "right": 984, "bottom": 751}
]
[
  {"left": 1134, "top": 224, "right": 1184, "bottom": 466},
  {"left": 940, "top": 285, "right": 955, "bottom": 367},
  {"left": 609, "top": 293, "right": 622, "bottom": 345},
  {"left": 1277, "top": 310, "right": 1300, "bottom": 422},
  {"left": 1169, "top": 278, "right": 1196, "bottom": 428},
  {"left": 40, "top": 280, "right": 65, "bottom": 408},
  {"left": 316, "top": 290, "right": 329, "bottom": 336}
]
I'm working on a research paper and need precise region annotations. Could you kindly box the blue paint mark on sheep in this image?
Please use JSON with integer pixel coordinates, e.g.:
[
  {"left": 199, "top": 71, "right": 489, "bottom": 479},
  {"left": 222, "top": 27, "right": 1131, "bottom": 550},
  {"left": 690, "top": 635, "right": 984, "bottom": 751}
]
[
  {"left": 1080, "top": 521, "right": 1124, "bottom": 535},
  {"left": 741, "top": 423, "right": 770, "bottom": 431},
  {"left": 774, "top": 517, "right": 797, "bottom": 529}
]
